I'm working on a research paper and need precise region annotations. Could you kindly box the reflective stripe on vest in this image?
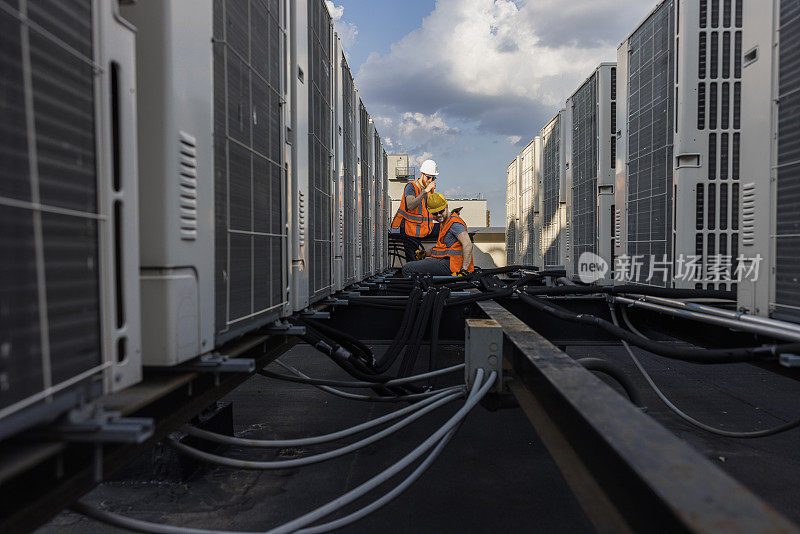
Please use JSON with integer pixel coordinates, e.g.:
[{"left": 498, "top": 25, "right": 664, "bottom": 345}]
[
  {"left": 430, "top": 213, "right": 474, "bottom": 272},
  {"left": 390, "top": 179, "right": 434, "bottom": 237}
]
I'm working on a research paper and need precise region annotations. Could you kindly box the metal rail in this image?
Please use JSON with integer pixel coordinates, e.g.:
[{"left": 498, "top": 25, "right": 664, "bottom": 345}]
[{"left": 477, "top": 298, "right": 799, "bottom": 534}]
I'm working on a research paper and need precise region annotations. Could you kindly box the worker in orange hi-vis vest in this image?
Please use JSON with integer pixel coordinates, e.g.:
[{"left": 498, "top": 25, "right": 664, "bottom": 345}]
[
  {"left": 401, "top": 192, "right": 474, "bottom": 277},
  {"left": 391, "top": 160, "right": 441, "bottom": 260}
]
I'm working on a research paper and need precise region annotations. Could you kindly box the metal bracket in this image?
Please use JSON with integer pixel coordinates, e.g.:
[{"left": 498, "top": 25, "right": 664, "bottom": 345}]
[
  {"left": 340, "top": 291, "right": 361, "bottom": 297},
  {"left": 779, "top": 353, "right": 800, "bottom": 367},
  {"left": 265, "top": 320, "right": 306, "bottom": 336},
  {"left": 464, "top": 318, "right": 504, "bottom": 392},
  {"left": 300, "top": 310, "right": 331, "bottom": 319},
  {"left": 176, "top": 354, "right": 256, "bottom": 373},
  {"left": 26, "top": 405, "right": 154, "bottom": 444}
]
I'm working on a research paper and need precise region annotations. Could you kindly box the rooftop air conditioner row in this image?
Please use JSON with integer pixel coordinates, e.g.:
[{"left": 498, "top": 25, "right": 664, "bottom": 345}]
[
  {"left": 615, "top": 0, "right": 675, "bottom": 287},
  {"left": 506, "top": 157, "right": 520, "bottom": 266},
  {"left": 518, "top": 138, "right": 542, "bottom": 267},
  {"left": 1, "top": 0, "right": 141, "bottom": 439},
  {"left": 540, "top": 110, "right": 569, "bottom": 269},
  {"left": 737, "top": 0, "right": 797, "bottom": 323},
  {"left": 565, "top": 63, "right": 617, "bottom": 283}
]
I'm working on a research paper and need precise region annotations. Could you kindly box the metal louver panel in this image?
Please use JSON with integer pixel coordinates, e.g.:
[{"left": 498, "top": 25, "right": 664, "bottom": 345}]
[
  {"left": 541, "top": 114, "right": 562, "bottom": 265},
  {"left": 519, "top": 142, "right": 536, "bottom": 265},
  {"left": 341, "top": 56, "right": 357, "bottom": 284},
  {"left": 308, "top": 0, "right": 333, "bottom": 300},
  {"left": 571, "top": 72, "right": 599, "bottom": 267},
  {"left": 213, "top": 0, "right": 286, "bottom": 334},
  {"left": 360, "top": 104, "right": 372, "bottom": 277},
  {"left": 626, "top": 0, "right": 674, "bottom": 286},
  {"left": 775, "top": 0, "right": 800, "bottom": 320},
  {"left": 506, "top": 160, "right": 518, "bottom": 265},
  {"left": 1, "top": 0, "right": 103, "bottom": 417}
]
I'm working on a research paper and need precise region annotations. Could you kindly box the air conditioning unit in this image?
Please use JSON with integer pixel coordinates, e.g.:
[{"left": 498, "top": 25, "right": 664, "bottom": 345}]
[
  {"left": 298, "top": 0, "right": 334, "bottom": 305},
  {"left": 616, "top": 0, "right": 675, "bottom": 287},
  {"left": 341, "top": 58, "right": 358, "bottom": 286},
  {"left": 0, "top": 0, "right": 141, "bottom": 439},
  {"left": 333, "top": 35, "right": 346, "bottom": 291},
  {"left": 565, "top": 63, "right": 617, "bottom": 283},
  {"left": 123, "top": 0, "right": 289, "bottom": 365},
  {"left": 506, "top": 156, "right": 521, "bottom": 266},
  {"left": 373, "top": 132, "right": 385, "bottom": 273},
  {"left": 540, "top": 110, "right": 569, "bottom": 268},
  {"left": 737, "top": 0, "right": 793, "bottom": 322},
  {"left": 361, "top": 114, "right": 375, "bottom": 278},
  {"left": 673, "top": 0, "right": 745, "bottom": 290},
  {"left": 518, "top": 138, "right": 542, "bottom": 267}
]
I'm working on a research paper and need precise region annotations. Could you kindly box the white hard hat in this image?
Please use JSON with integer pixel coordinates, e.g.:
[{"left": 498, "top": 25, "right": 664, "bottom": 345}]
[{"left": 420, "top": 159, "right": 439, "bottom": 176}]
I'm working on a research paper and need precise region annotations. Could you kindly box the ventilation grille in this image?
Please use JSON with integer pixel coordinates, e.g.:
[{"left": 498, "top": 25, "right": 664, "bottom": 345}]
[
  {"left": 1, "top": 0, "right": 103, "bottom": 413},
  {"left": 360, "top": 105, "right": 372, "bottom": 276},
  {"left": 213, "top": 0, "right": 285, "bottom": 332},
  {"left": 179, "top": 131, "right": 198, "bottom": 240},
  {"left": 571, "top": 71, "right": 598, "bottom": 267},
  {"left": 625, "top": 0, "right": 674, "bottom": 285},
  {"left": 774, "top": 0, "right": 800, "bottom": 319},
  {"left": 693, "top": 0, "right": 742, "bottom": 289},
  {"left": 506, "top": 161, "right": 517, "bottom": 264},
  {"left": 520, "top": 142, "right": 536, "bottom": 265},
  {"left": 373, "top": 132, "right": 382, "bottom": 272},
  {"left": 541, "top": 115, "right": 562, "bottom": 265},
  {"left": 308, "top": 0, "right": 333, "bottom": 300}
]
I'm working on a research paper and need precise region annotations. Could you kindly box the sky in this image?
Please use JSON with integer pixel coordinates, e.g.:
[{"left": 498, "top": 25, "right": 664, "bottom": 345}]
[{"left": 326, "top": 0, "right": 659, "bottom": 223}]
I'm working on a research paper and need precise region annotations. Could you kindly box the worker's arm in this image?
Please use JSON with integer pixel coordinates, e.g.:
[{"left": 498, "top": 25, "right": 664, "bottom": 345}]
[
  {"left": 456, "top": 230, "right": 473, "bottom": 269},
  {"left": 406, "top": 181, "right": 435, "bottom": 211}
]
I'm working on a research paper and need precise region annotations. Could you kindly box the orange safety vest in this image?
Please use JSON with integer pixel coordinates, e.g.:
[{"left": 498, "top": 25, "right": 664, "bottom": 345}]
[
  {"left": 429, "top": 213, "right": 474, "bottom": 273},
  {"left": 391, "top": 179, "right": 435, "bottom": 237}
]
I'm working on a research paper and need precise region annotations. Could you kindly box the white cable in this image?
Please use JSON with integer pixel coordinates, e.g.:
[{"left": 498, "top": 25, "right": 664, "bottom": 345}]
[
  {"left": 71, "top": 369, "right": 496, "bottom": 534},
  {"left": 167, "top": 390, "right": 464, "bottom": 469},
  {"left": 611, "top": 305, "right": 800, "bottom": 438},
  {"left": 272, "top": 360, "right": 463, "bottom": 402},
  {"left": 264, "top": 369, "right": 495, "bottom": 534},
  {"left": 261, "top": 362, "right": 466, "bottom": 388},
  {"left": 295, "top": 424, "right": 461, "bottom": 533},
  {"left": 182, "top": 389, "right": 457, "bottom": 448}
]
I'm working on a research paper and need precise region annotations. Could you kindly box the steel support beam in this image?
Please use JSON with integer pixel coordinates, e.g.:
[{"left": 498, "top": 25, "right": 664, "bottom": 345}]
[{"left": 477, "top": 299, "right": 798, "bottom": 534}]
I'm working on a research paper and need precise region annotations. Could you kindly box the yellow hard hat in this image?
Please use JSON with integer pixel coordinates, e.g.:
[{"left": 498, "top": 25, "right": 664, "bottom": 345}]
[{"left": 427, "top": 192, "right": 447, "bottom": 214}]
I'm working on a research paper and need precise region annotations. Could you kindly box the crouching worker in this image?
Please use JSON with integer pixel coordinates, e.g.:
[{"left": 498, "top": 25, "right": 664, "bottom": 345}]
[{"left": 401, "top": 193, "right": 474, "bottom": 277}]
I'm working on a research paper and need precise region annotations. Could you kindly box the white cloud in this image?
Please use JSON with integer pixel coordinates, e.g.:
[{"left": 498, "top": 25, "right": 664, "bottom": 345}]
[
  {"left": 374, "top": 112, "right": 459, "bottom": 158},
  {"left": 506, "top": 135, "right": 522, "bottom": 145},
  {"left": 409, "top": 152, "right": 434, "bottom": 168},
  {"left": 324, "top": 1, "right": 344, "bottom": 20},
  {"left": 356, "top": 0, "right": 654, "bottom": 137},
  {"left": 326, "top": 1, "right": 358, "bottom": 49}
]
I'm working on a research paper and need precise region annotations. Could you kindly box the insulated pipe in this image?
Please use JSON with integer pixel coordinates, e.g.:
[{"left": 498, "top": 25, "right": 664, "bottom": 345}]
[
  {"left": 576, "top": 357, "right": 645, "bottom": 408},
  {"left": 259, "top": 363, "right": 466, "bottom": 389},
  {"left": 269, "top": 360, "right": 463, "bottom": 402},
  {"left": 524, "top": 285, "right": 736, "bottom": 300},
  {"left": 611, "top": 296, "right": 800, "bottom": 343},
  {"left": 181, "top": 390, "right": 459, "bottom": 448},
  {"left": 70, "top": 370, "right": 496, "bottom": 534},
  {"left": 633, "top": 295, "right": 800, "bottom": 337},
  {"left": 166, "top": 391, "right": 464, "bottom": 470},
  {"left": 517, "top": 291, "right": 798, "bottom": 363},
  {"left": 264, "top": 370, "right": 496, "bottom": 534},
  {"left": 609, "top": 305, "right": 800, "bottom": 439}
]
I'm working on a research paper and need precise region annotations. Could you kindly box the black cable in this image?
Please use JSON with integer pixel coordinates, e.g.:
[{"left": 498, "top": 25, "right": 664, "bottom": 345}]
[
  {"left": 523, "top": 284, "right": 736, "bottom": 300},
  {"left": 372, "top": 287, "right": 423, "bottom": 373},
  {"left": 576, "top": 357, "right": 645, "bottom": 408},
  {"left": 445, "top": 287, "right": 513, "bottom": 307},
  {"left": 398, "top": 289, "right": 436, "bottom": 377},
  {"left": 427, "top": 288, "right": 449, "bottom": 386},
  {"left": 518, "top": 292, "right": 794, "bottom": 364}
]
